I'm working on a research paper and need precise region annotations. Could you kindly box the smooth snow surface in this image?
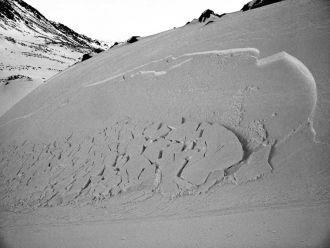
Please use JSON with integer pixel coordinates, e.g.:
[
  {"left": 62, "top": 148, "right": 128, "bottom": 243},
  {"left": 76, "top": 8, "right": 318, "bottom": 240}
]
[{"left": 0, "top": 0, "right": 329, "bottom": 247}]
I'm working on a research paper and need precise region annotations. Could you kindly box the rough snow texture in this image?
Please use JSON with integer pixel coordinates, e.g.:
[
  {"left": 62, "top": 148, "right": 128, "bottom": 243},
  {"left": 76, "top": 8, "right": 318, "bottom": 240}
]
[{"left": 0, "top": 117, "right": 245, "bottom": 209}]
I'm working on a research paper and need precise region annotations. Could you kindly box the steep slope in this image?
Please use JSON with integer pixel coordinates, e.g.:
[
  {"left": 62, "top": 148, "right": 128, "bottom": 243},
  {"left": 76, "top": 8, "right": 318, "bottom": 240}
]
[
  {"left": 0, "top": 0, "right": 329, "bottom": 247},
  {"left": 0, "top": 0, "right": 114, "bottom": 117},
  {"left": 0, "top": 0, "right": 110, "bottom": 49}
]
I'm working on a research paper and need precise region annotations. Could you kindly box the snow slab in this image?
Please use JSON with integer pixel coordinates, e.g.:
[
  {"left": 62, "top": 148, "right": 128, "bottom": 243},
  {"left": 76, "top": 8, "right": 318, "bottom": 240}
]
[{"left": 0, "top": 0, "right": 329, "bottom": 247}]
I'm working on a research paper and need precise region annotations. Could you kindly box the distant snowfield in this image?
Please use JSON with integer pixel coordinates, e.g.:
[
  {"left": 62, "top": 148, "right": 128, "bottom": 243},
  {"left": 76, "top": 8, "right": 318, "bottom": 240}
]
[
  {"left": 0, "top": 0, "right": 112, "bottom": 118},
  {"left": 0, "top": 33, "right": 82, "bottom": 117},
  {"left": 0, "top": 0, "right": 329, "bottom": 247}
]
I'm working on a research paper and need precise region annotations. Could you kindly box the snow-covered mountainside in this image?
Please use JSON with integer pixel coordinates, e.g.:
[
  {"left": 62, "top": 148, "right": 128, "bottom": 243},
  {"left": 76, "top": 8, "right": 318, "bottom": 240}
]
[
  {"left": 0, "top": 0, "right": 114, "bottom": 116},
  {"left": 0, "top": 0, "right": 111, "bottom": 50},
  {"left": 0, "top": 0, "right": 329, "bottom": 247}
]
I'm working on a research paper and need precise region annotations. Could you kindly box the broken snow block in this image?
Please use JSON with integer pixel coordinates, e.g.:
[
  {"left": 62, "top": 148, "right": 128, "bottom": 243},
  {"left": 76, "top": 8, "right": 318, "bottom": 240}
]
[
  {"left": 165, "top": 121, "right": 199, "bottom": 142},
  {"left": 108, "top": 141, "right": 120, "bottom": 152},
  {"left": 90, "top": 175, "right": 103, "bottom": 185},
  {"left": 103, "top": 175, "right": 121, "bottom": 189},
  {"left": 181, "top": 156, "right": 212, "bottom": 186},
  {"left": 157, "top": 142, "right": 184, "bottom": 168},
  {"left": 126, "top": 137, "right": 147, "bottom": 157},
  {"left": 92, "top": 184, "right": 108, "bottom": 197},
  {"left": 165, "top": 115, "right": 184, "bottom": 128},
  {"left": 118, "top": 140, "right": 129, "bottom": 155},
  {"left": 117, "top": 168, "right": 129, "bottom": 190},
  {"left": 105, "top": 131, "right": 119, "bottom": 145},
  {"left": 161, "top": 158, "right": 188, "bottom": 180},
  {"left": 185, "top": 127, "right": 202, "bottom": 142},
  {"left": 198, "top": 170, "right": 224, "bottom": 194},
  {"left": 87, "top": 162, "right": 105, "bottom": 178},
  {"left": 133, "top": 163, "right": 157, "bottom": 191},
  {"left": 26, "top": 175, "right": 50, "bottom": 193},
  {"left": 103, "top": 166, "right": 117, "bottom": 178},
  {"left": 201, "top": 123, "right": 240, "bottom": 156},
  {"left": 181, "top": 127, "right": 243, "bottom": 185},
  {"left": 61, "top": 191, "right": 80, "bottom": 205},
  {"left": 143, "top": 122, "right": 162, "bottom": 138},
  {"left": 123, "top": 155, "right": 151, "bottom": 181},
  {"left": 175, "top": 149, "right": 198, "bottom": 161},
  {"left": 111, "top": 185, "right": 121, "bottom": 196},
  {"left": 160, "top": 180, "right": 180, "bottom": 200},
  {"left": 143, "top": 139, "right": 171, "bottom": 163},
  {"left": 115, "top": 155, "right": 129, "bottom": 168},
  {"left": 118, "top": 129, "right": 133, "bottom": 142},
  {"left": 185, "top": 149, "right": 206, "bottom": 168},
  {"left": 197, "top": 121, "right": 211, "bottom": 131},
  {"left": 153, "top": 125, "right": 171, "bottom": 139},
  {"left": 47, "top": 194, "right": 63, "bottom": 207},
  {"left": 173, "top": 176, "right": 197, "bottom": 193},
  {"left": 39, "top": 188, "right": 56, "bottom": 206},
  {"left": 132, "top": 121, "right": 151, "bottom": 138},
  {"left": 103, "top": 152, "right": 117, "bottom": 168},
  {"left": 140, "top": 163, "right": 157, "bottom": 180},
  {"left": 68, "top": 177, "right": 91, "bottom": 194},
  {"left": 234, "top": 141, "right": 274, "bottom": 183}
]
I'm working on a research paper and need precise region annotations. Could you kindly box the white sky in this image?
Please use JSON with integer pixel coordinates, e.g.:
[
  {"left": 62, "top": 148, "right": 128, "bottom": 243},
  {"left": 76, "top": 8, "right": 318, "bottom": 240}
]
[{"left": 25, "top": 0, "right": 248, "bottom": 41}]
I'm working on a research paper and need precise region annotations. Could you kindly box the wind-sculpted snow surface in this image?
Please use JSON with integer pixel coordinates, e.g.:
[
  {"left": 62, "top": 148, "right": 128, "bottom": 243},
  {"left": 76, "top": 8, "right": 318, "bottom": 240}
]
[
  {"left": 1, "top": 1, "right": 330, "bottom": 246},
  {"left": 80, "top": 49, "right": 316, "bottom": 147},
  {"left": 0, "top": 49, "right": 318, "bottom": 212}
]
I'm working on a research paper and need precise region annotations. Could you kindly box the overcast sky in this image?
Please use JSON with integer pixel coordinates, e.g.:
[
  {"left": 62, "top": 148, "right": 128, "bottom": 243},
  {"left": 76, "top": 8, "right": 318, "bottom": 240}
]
[{"left": 25, "top": 0, "right": 249, "bottom": 41}]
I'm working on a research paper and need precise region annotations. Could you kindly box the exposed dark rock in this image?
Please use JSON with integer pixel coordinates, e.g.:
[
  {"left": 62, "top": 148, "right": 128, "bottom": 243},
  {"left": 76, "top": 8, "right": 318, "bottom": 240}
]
[
  {"left": 241, "top": 0, "right": 284, "bottom": 11},
  {"left": 93, "top": 48, "right": 104, "bottom": 53},
  {"left": 127, "top": 36, "right": 140, "bottom": 44},
  {"left": 4, "top": 36, "right": 16, "bottom": 43},
  {"left": 81, "top": 53, "right": 93, "bottom": 62},
  {"left": 110, "top": 42, "right": 119, "bottom": 49},
  {"left": 0, "top": 0, "right": 44, "bottom": 20},
  {"left": 198, "top": 9, "right": 225, "bottom": 22},
  {"left": 1, "top": 74, "right": 32, "bottom": 85},
  {"left": 0, "top": 0, "right": 112, "bottom": 51}
]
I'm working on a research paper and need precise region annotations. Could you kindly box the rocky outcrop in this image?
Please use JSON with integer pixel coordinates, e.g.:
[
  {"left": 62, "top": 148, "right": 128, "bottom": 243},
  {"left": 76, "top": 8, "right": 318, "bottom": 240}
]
[
  {"left": 127, "top": 36, "right": 140, "bottom": 44},
  {"left": 81, "top": 53, "right": 93, "bottom": 62},
  {"left": 0, "top": 75, "right": 32, "bottom": 85},
  {"left": 241, "top": 0, "right": 284, "bottom": 11},
  {"left": 198, "top": 9, "right": 225, "bottom": 22},
  {"left": 185, "top": 9, "right": 225, "bottom": 26}
]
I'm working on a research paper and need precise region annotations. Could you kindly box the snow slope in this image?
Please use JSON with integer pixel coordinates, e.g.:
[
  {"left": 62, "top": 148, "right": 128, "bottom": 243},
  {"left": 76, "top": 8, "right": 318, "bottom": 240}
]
[
  {"left": 0, "top": 0, "right": 114, "bottom": 117},
  {"left": 0, "top": 0, "right": 329, "bottom": 247}
]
